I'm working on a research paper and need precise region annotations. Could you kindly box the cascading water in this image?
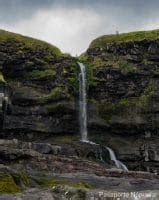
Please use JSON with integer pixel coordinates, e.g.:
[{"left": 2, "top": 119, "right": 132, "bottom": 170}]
[
  {"left": 106, "top": 147, "right": 120, "bottom": 168},
  {"left": 78, "top": 62, "right": 88, "bottom": 142},
  {"left": 107, "top": 147, "right": 128, "bottom": 171},
  {"left": 78, "top": 62, "right": 128, "bottom": 171}
]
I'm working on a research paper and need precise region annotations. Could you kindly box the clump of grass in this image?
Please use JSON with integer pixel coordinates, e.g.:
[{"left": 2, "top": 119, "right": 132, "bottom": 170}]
[
  {"left": 13, "top": 171, "right": 31, "bottom": 186},
  {"left": 139, "top": 84, "right": 153, "bottom": 107},
  {"left": 25, "top": 69, "right": 56, "bottom": 79},
  {"left": 40, "top": 86, "right": 69, "bottom": 104},
  {"left": 0, "top": 72, "right": 5, "bottom": 82},
  {"left": 0, "top": 173, "right": 20, "bottom": 193},
  {"left": 119, "top": 98, "right": 129, "bottom": 106}
]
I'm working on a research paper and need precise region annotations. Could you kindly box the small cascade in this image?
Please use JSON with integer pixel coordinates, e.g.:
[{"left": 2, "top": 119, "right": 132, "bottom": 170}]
[
  {"left": 107, "top": 147, "right": 128, "bottom": 171},
  {"left": 78, "top": 62, "right": 128, "bottom": 171},
  {"left": 107, "top": 147, "right": 120, "bottom": 168},
  {"left": 118, "top": 160, "right": 129, "bottom": 171}
]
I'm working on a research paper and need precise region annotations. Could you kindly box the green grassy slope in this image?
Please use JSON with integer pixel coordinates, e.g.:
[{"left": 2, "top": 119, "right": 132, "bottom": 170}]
[
  {"left": 0, "top": 29, "right": 62, "bottom": 56},
  {"left": 90, "top": 29, "right": 159, "bottom": 48}
]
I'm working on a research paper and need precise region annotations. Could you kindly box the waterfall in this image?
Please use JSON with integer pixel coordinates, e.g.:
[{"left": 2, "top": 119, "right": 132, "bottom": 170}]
[
  {"left": 78, "top": 62, "right": 88, "bottom": 141},
  {"left": 107, "top": 147, "right": 120, "bottom": 168},
  {"left": 107, "top": 147, "right": 128, "bottom": 171},
  {"left": 77, "top": 62, "right": 128, "bottom": 171}
]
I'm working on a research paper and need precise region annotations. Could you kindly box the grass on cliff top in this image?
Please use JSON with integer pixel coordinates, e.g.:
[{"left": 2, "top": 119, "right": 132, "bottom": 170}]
[
  {"left": 0, "top": 29, "right": 62, "bottom": 56},
  {"left": 90, "top": 29, "right": 159, "bottom": 48}
]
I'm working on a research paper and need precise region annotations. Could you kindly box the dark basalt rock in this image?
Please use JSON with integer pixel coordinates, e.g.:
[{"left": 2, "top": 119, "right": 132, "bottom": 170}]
[{"left": 82, "top": 38, "right": 159, "bottom": 173}]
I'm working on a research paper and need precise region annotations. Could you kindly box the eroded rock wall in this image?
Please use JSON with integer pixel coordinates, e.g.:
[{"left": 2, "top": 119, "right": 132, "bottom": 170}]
[
  {"left": 83, "top": 39, "right": 159, "bottom": 172},
  {"left": 0, "top": 33, "right": 78, "bottom": 139}
]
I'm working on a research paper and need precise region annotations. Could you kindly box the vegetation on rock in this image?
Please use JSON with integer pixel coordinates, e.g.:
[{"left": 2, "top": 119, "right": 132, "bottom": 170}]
[
  {"left": 0, "top": 72, "right": 5, "bottom": 82},
  {"left": 0, "top": 29, "right": 62, "bottom": 56},
  {"left": 90, "top": 29, "right": 159, "bottom": 48},
  {"left": 35, "top": 178, "right": 93, "bottom": 189},
  {"left": 0, "top": 173, "right": 20, "bottom": 193},
  {"left": 25, "top": 69, "right": 56, "bottom": 79}
]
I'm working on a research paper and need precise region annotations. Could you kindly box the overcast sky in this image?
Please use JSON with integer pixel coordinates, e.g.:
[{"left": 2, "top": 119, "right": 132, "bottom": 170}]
[{"left": 0, "top": 0, "right": 159, "bottom": 55}]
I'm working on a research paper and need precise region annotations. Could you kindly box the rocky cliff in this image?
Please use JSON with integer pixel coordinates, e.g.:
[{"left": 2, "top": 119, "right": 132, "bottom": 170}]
[
  {"left": 81, "top": 30, "right": 159, "bottom": 172},
  {"left": 0, "top": 29, "right": 159, "bottom": 198},
  {"left": 0, "top": 30, "right": 78, "bottom": 138}
]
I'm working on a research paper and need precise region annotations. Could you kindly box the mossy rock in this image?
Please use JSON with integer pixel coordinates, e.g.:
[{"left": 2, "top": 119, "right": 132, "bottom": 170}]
[
  {"left": 0, "top": 173, "right": 20, "bottom": 193},
  {"left": 45, "top": 102, "right": 74, "bottom": 114},
  {"left": 35, "top": 178, "right": 93, "bottom": 189},
  {"left": 13, "top": 171, "right": 31, "bottom": 186},
  {"left": 24, "top": 69, "right": 56, "bottom": 79},
  {"left": 40, "top": 86, "right": 70, "bottom": 104},
  {"left": 0, "top": 72, "right": 5, "bottom": 82}
]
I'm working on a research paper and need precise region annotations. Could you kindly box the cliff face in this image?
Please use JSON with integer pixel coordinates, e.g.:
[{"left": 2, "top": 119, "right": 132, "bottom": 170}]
[
  {"left": 0, "top": 30, "right": 78, "bottom": 139},
  {"left": 83, "top": 31, "right": 159, "bottom": 133},
  {"left": 82, "top": 30, "right": 159, "bottom": 172},
  {"left": 1, "top": 30, "right": 159, "bottom": 173}
]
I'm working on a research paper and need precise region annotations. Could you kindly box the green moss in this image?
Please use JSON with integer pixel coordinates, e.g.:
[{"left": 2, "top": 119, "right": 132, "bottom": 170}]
[
  {"left": 53, "top": 134, "right": 80, "bottom": 144},
  {"left": 139, "top": 83, "right": 153, "bottom": 108},
  {"left": 0, "top": 29, "right": 62, "bottom": 56},
  {"left": 35, "top": 178, "right": 93, "bottom": 189},
  {"left": 67, "top": 63, "right": 80, "bottom": 93},
  {"left": 139, "top": 95, "right": 148, "bottom": 107},
  {"left": 117, "top": 84, "right": 153, "bottom": 111},
  {"left": 119, "top": 98, "right": 129, "bottom": 106},
  {"left": 91, "top": 57, "right": 108, "bottom": 68},
  {"left": 86, "top": 62, "right": 98, "bottom": 89},
  {"left": 45, "top": 102, "right": 72, "bottom": 114},
  {"left": 68, "top": 77, "right": 77, "bottom": 90},
  {"left": 25, "top": 69, "right": 56, "bottom": 79},
  {"left": 142, "top": 59, "right": 154, "bottom": 65},
  {"left": 88, "top": 98, "right": 98, "bottom": 104},
  {"left": 97, "top": 82, "right": 154, "bottom": 123},
  {"left": 0, "top": 173, "right": 20, "bottom": 193},
  {"left": 35, "top": 121, "right": 48, "bottom": 132},
  {"left": 98, "top": 101, "right": 115, "bottom": 112},
  {"left": 40, "top": 86, "right": 69, "bottom": 104},
  {"left": 0, "top": 72, "right": 5, "bottom": 82},
  {"left": 93, "top": 57, "right": 136, "bottom": 72},
  {"left": 13, "top": 171, "right": 31, "bottom": 186},
  {"left": 78, "top": 54, "right": 88, "bottom": 63},
  {"left": 144, "top": 84, "right": 153, "bottom": 95},
  {"left": 118, "top": 60, "right": 137, "bottom": 72},
  {"left": 90, "top": 29, "right": 159, "bottom": 48}
]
